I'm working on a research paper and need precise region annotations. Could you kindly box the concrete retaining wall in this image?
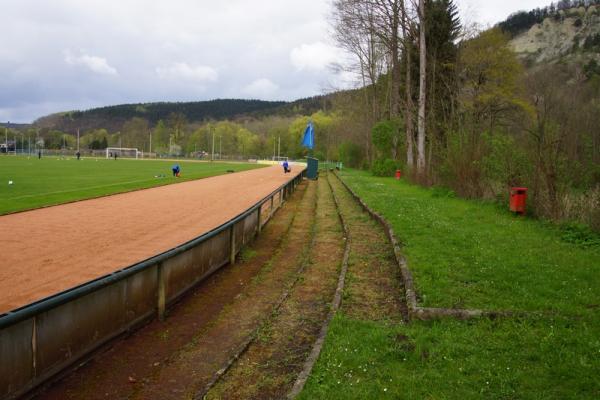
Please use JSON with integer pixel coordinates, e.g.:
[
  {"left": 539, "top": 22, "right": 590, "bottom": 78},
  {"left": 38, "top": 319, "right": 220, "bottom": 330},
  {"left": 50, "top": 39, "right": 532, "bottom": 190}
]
[{"left": 0, "top": 170, "right": 304, "bottom": 400}]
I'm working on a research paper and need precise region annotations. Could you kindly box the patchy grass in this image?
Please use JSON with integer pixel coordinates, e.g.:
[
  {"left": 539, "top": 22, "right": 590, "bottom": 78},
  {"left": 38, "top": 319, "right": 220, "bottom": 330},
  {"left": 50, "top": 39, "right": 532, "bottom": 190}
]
[
  {"left": 238, "top": 247, "right": 259, "bottom": 263},
  {"left": 299, "top": 169, "right": 600, "bottom": 399},
  {"left": 206, "top": 177, "right": 344, "bottom": 399},
  {"left": 338, "top": 169, "right": 600, "bottom": 314},
  {"left": 0, "top": 156, "right": 263, "bottom": 214}
]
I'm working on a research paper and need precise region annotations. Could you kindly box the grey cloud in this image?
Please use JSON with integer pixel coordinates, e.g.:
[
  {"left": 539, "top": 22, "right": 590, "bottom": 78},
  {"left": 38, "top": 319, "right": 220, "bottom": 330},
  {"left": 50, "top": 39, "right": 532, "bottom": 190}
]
[
  {"left": 2, "top": 0, "right": 551, "bottom": 123},
  {"left": 1, "top": 0, "right": 336, "bottom": 122}
]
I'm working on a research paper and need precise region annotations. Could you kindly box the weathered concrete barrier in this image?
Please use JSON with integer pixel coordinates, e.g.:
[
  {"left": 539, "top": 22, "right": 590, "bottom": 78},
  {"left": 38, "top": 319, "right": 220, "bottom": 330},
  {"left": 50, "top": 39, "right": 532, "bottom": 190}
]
[{"left": 0, "top": 170, "right": 305, "bottom": 400}]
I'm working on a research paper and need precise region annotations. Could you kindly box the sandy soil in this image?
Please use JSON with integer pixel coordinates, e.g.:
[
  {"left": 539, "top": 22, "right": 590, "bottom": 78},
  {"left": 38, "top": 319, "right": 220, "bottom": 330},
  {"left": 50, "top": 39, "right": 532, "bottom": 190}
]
[{"left": 0, "top": 165, "right": 303, "bottom": 314}]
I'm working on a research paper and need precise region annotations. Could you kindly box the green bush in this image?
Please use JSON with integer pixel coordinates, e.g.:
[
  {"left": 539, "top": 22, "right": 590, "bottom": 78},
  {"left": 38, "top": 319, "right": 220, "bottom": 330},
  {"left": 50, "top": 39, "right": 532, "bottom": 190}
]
[
  {"left": 371, "top": 158, "right": 399, "bottom": 177},
  {"left": 431, "top": 186, "right": 456, "bottom": 198},
  {"left": 559, "top": 222, "right": 600, "bottom": 247},
  {"left": 337, "top": 141, "right": 364, "bottom": 168},
  {"left": 371, "top": 118, "right": 403, "bottom": 160}
]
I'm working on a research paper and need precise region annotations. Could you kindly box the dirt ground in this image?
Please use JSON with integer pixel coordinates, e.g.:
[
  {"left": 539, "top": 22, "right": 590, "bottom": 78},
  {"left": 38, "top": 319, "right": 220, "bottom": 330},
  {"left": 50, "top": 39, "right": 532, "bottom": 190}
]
[
  {"left": 0, "top": 165, "right": 302, "bottom": 313},
  {"left": 206, "top": 174, "right": 345, "bottom": 399},
  {"left": 29, "top": 172, "right": 407, "bottom": 400},
  {"left": 34, "top": 181, "right": 313, "bottom": 400}
]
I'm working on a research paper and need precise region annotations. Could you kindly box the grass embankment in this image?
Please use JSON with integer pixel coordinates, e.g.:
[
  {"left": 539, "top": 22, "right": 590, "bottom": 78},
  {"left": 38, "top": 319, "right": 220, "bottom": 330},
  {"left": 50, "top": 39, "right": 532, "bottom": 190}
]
[
  {"left": 0, "top": 156, "right": 263, "bottom": 214},
  {"left": 300, "top": 169, "right": 600, "bottom": 399}
]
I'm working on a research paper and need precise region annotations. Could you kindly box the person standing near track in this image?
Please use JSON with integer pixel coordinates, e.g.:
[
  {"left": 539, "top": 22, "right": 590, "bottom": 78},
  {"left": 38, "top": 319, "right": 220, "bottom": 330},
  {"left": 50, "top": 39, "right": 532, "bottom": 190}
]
[{"left": 282, "top": 160, "right": 290, "bottom": 173}]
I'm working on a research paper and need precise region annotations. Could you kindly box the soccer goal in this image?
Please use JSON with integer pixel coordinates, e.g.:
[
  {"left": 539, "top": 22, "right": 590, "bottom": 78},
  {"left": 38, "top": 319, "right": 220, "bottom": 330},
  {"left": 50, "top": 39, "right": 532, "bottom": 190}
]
[{"left": 105, "top": 147, "right": 141, "bottom": 159}]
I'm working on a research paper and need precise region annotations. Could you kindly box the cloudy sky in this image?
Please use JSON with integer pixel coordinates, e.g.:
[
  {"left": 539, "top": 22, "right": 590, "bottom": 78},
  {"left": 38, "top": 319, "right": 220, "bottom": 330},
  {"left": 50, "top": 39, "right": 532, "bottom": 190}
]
[{"left": 1, "top": 0, "right": 551, "bottom": 123}]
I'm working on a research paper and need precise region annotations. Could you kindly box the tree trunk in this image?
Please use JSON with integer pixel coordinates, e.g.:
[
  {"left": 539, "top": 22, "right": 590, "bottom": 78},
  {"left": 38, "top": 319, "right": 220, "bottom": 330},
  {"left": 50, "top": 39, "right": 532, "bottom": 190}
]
[
  {"left": 417, "top": 0, "right": 427, "bottom": 177},
  {"left": 391, "top": 3, "right": 401, "bottom": 161},
  {"left": 401, "top": 0, "right": 414, "bottom": 170}
]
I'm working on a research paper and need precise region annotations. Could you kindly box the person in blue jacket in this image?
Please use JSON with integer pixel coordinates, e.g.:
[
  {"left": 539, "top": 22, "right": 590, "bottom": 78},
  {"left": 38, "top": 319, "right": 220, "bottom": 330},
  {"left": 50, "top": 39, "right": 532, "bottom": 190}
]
[
  {"left": 282, "top": 160, "right": 290, "bottom": 173},
  {"left": 172, "top": 164, "right": 181, "bottom": 177}
]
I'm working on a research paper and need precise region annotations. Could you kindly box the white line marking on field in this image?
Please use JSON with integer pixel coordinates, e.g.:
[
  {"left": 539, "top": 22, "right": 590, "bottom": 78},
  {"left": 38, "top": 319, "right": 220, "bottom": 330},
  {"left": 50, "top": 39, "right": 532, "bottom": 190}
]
[{"left": 8, "top": 178, "right": 159, "bottom": 200}]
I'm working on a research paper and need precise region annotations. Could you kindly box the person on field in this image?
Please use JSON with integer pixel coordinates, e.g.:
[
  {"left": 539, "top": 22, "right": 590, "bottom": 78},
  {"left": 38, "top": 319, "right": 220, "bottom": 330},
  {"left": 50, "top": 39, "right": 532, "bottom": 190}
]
[
  {"left": 76, "top": 151, "right": 81, "bottom": 160},
  {"left": 172, "top": 164, "right": 181, "bottom": 177},
  {"left": 282, "top": 160, "right": 290, "bottom": 173},
  {"left": 38, "top": 150, "right": 41, "bottom": 159}
]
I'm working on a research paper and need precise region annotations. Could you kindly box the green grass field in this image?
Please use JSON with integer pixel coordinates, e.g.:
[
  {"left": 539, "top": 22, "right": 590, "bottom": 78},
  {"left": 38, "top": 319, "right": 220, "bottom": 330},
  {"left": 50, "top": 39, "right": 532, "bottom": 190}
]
[
  {"left": 0, "top": 156, "right": 263, "bottom": 215},
  {"left": 300, "top": 170, "right": 600, "bottom": 399}
]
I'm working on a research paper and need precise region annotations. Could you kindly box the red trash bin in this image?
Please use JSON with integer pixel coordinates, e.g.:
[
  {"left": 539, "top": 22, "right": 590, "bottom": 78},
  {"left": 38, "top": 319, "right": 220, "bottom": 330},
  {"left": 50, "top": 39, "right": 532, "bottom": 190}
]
[
  {"left": 395, "top": 170, "right": 402, "bottom": 180},
  {"left": 510, "top": 187, "right": 528, "bottom": 215}
]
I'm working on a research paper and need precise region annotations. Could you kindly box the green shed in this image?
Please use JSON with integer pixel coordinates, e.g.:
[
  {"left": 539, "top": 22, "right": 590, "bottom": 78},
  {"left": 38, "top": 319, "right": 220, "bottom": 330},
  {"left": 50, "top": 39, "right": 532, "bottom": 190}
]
[{"left": 306, "top": 157, "right": 318, "bottom": 180}]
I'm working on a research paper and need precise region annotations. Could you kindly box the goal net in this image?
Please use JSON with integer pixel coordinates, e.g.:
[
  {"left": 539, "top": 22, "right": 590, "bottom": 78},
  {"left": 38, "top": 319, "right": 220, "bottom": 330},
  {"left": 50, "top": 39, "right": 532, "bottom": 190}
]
[{"left": 105, "top": 147, "right": 141, "bottom": 159}]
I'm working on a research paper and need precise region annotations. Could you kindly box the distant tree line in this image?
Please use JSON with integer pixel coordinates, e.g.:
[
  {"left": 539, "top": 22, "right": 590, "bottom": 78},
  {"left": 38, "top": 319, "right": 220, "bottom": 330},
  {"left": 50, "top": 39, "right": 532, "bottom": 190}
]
[
  {"left": 35, "top": 99, "right": 285, "bottom": 133},
  {"left": 18, "top": 108, "right": 343, "bottom": 164},
  {"left": 33, "top": 97, "right": 330, "bottom": 134}
]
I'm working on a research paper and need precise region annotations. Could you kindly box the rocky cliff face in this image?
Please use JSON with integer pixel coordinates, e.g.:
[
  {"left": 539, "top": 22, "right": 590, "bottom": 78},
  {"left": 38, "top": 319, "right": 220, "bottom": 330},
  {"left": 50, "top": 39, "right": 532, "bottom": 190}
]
[{"left": 509, "top": 5, "right": 600, "bottom": 64}]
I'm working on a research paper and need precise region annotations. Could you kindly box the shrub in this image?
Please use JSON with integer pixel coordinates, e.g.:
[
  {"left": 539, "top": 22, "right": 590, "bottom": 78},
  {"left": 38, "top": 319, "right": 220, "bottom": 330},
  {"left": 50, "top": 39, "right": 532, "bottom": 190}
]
[
  {"left": 371, "top": 158, "right": 399, "bottom": 177},
  {"left": 337, "top": 141, "right": 364, "bottom": 168},
  {"left": 431, "top": 186, "right": 456, "bottom": 198},
  {"left": 559, "top": 222, "right": 600, "bottom": 247},
  {"left": 371, "top": 119, "right": 403, "bottom": 160}
]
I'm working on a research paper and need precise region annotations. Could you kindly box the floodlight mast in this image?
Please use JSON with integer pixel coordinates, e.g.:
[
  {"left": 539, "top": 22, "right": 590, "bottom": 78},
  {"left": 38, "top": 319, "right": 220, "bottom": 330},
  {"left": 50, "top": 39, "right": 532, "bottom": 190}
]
[{"left": 211, "top": 126, "right": 215, "bottom": 161}]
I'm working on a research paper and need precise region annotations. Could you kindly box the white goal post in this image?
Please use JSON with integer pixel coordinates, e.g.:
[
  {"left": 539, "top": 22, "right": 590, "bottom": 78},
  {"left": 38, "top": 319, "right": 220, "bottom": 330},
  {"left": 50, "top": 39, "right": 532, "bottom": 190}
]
[{"left": 105, "top": 147, "right": 142, "bottom": 159}]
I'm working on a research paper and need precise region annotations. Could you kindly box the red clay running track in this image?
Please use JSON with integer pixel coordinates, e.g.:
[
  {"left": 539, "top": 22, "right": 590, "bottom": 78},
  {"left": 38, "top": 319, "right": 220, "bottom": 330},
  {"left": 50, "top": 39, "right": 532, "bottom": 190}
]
[{"left": 0, "top": 165, "right": 303, "bottom": 314}]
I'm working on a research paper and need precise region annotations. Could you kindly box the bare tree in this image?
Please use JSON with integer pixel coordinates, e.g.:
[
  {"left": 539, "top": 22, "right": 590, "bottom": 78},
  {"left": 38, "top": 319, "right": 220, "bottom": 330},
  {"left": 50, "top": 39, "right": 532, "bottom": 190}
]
[
  {"left": 370, "top": 0, "right": 402, "bottom": 115},
  {"left": 400, "top": 0, "right": 415, "bottom": 169},
  {"left": 332, "top": 0, "right": 387, "bottom": 164},
  {"left": 416, "top": 0, "right": 427, "bottom": 177}
]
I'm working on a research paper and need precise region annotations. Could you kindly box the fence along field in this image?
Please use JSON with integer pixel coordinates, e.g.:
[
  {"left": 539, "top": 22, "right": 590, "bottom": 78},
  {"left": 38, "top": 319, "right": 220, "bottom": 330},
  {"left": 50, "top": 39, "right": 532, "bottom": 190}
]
[
  {"left": 0, "top": 162, "right": 305, "bottom": 400},
  {"left": 0, "top": 156, "right": 263, "bottom": 214}
]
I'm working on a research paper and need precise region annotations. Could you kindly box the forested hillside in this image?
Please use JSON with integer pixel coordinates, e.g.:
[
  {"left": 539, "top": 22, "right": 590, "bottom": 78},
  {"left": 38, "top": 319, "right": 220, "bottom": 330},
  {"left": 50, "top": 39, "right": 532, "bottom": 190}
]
[{"left": 35, "top": 99, "right": 285, "bottom": 132}]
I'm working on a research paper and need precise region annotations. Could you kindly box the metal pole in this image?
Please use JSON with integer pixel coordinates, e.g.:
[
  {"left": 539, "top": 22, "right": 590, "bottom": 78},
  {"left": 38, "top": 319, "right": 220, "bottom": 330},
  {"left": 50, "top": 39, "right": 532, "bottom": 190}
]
[
  {"left": 211, "top": 129, "right": 215, "bottom": 161},
  {"left": 219, "top": 135, "right": 222, "bottom": 160},
  {"left": 149, "top": 131, "right": 152, "bottom": 155},
  {"left": 77, "top": 128, "right": 80, "bottom": 152},
  {"left": 277, "top": 134, "right": 280, "bottom": 160}
]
